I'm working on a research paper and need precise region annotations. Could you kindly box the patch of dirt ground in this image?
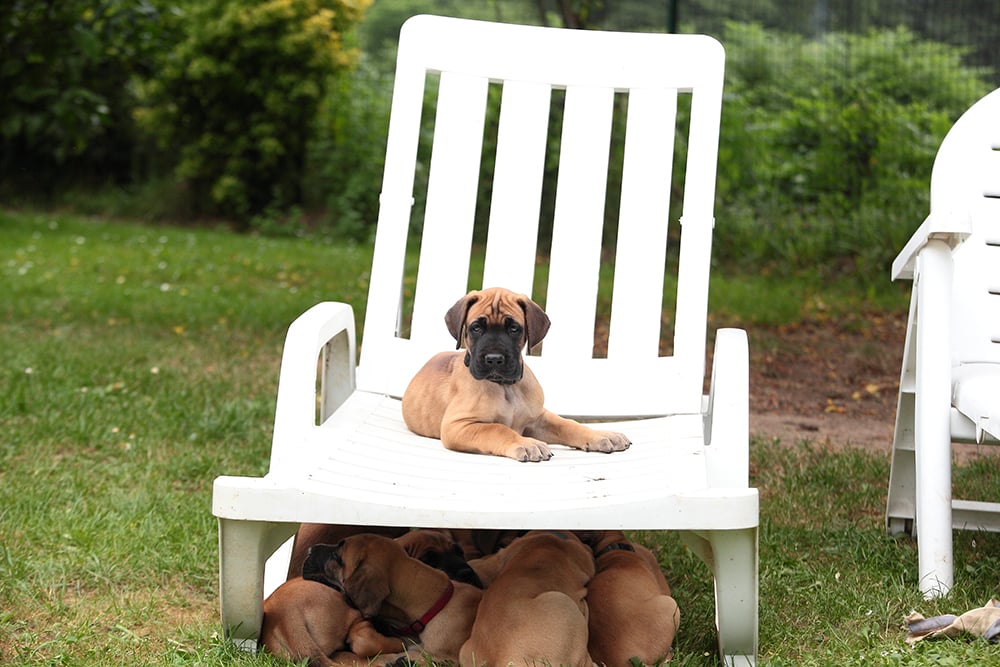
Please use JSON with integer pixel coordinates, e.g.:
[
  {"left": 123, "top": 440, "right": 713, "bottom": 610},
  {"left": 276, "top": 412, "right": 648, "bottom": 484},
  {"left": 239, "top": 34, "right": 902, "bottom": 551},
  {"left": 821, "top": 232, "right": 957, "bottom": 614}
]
[
  {"left": 738, "top": 308, "right": 1000, "bottom": 465},
  {"left": 740, "top": 310, "right": 906, "bottom": 452}
]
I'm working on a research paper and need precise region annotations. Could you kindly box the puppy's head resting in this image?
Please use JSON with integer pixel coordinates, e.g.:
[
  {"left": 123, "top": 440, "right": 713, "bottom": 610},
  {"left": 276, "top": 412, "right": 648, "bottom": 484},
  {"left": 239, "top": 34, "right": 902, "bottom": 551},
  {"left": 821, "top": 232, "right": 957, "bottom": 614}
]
[
  {"left": 396, "top": 529, "right": 483, "bottom": 588},
  {"left": 301, "top": 542, "right": 341, "bottom": 589},
  {"left": 302, "top": 535, "right": 396, "bottom": 618},
  {"left": 443, "top": 288, "right": 551, "bottom": 385},
  {"left": 574, "top": 529, "right": 632, "bottom": 557}
]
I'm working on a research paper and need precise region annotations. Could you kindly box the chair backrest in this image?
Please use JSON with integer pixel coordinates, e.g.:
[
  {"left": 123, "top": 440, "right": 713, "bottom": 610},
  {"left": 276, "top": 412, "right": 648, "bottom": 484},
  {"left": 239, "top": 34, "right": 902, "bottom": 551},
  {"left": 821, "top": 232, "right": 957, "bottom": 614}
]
[
  {"left": 356, "top": 15, "right": 724, "bottom": 417},
  {"left": 930, "top": 88, "right": 1000, "bottom": 366}
]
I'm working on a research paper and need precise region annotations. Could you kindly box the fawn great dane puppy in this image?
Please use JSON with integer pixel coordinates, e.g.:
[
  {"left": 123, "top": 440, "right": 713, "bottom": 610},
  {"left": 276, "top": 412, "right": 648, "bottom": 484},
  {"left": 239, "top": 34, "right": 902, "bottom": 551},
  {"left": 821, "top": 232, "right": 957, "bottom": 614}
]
[
  {"left": 578, "top": 530, "right": 680, "bottom": 667},
  {"left": 263, "top": 529, "right": 479, "bottom": 666},
  {"left": 401, "top": 287, "right": 631, "bottom": 462},
  {"left": 260, "top": 576, "right": 403, "bottom": 667},
  {"left": 304, "top": 533, "right": 483, "bottom": 665},
  {"left": 460, "top": 530, "right": 595, "bottom": 667}
]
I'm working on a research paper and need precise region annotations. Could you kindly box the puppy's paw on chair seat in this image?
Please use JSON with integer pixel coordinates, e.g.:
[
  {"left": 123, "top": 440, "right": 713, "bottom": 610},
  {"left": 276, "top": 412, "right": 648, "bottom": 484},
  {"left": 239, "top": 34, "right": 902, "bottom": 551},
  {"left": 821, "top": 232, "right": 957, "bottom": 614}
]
[
  {"left": 509, "top": 439, "right": 553, "bottom": 462},
  {"left": 583, "top": 431, "right": 632, "bottom": 453}
]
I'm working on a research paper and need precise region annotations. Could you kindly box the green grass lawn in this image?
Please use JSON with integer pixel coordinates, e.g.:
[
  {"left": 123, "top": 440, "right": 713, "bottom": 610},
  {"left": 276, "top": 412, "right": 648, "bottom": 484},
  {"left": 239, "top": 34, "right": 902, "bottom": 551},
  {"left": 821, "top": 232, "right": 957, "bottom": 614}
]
[{"left": 1, "top": 209, "right": 998, "bottom": 666}]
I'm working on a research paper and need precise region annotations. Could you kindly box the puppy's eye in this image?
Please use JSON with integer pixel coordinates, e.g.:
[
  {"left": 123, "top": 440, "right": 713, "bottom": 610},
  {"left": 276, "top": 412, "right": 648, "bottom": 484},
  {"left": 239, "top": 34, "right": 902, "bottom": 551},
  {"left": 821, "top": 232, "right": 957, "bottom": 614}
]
[
  {"left": 507, "top": 323, "right": 522, "bottom": 336},
  {"left": 468, "top": 321, "right": 484, "bottom": 335}
]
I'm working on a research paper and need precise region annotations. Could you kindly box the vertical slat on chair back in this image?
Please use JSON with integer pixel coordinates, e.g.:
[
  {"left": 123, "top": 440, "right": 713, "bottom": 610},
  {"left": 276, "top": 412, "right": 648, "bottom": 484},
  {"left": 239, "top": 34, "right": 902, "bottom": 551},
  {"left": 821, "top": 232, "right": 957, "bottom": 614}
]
[
  {"left": 358, "top": 15, "right": 724, "bottom": 417},
  {"left": 407, "top": 71, "right": 489, "bottom": 346},
  {"left": 606, "top": 88, "right": 677, "bottom": 362},
  {"left": 932, "top": 88, "right": 1000, "bottom": 364},
  {"left": 481, "top": 80, "right": 550, "bottom": 297},
  {"left": 542, "top": 85, "right": 616, "bottom": 362}
]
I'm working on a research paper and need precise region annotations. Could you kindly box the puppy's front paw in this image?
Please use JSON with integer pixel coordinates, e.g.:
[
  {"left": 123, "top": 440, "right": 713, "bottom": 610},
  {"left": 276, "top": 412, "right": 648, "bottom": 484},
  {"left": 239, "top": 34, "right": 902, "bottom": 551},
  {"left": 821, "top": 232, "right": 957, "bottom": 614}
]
[
  {"left": 584, "top": 431, "right": 631, "bottom": 453},
  {"left": 509, "top": 439, "right": 553, "bottom": 462}
]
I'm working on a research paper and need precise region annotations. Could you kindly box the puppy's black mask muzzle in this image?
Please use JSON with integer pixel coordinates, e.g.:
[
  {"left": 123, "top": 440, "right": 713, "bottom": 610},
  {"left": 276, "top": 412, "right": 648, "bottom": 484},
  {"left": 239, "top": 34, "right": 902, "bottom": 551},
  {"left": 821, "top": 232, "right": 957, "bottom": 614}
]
[{"left": 466, "top": 332, "right": 523, "bottom": 384}]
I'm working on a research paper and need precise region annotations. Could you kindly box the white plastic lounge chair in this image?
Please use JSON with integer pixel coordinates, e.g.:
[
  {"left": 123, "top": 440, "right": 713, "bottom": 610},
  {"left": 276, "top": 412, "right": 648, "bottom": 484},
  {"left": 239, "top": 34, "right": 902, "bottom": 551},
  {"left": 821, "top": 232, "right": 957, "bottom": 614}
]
[
  {"left": 886, "top": 86, "right": 1000, "bottom": 598},
  {"left": 213, "top": 15, "right": 758, "bottom": 665}
]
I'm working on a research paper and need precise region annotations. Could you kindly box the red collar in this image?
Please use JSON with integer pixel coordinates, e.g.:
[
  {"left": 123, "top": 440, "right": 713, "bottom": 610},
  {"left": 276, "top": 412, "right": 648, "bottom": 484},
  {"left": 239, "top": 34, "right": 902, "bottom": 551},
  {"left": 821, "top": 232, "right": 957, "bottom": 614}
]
[{"left": 391, "top": 581, "right": 455, "bottom": 637}]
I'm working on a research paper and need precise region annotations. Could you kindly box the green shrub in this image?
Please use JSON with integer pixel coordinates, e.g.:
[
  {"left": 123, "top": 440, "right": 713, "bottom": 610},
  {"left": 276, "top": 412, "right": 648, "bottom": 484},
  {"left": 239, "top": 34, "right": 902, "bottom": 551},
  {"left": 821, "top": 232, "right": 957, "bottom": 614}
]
[
  {"left": 715, "top": 23, "right": 992, "bottom": 280},
  {"left": 0, "top": 0, "right": 166, "bottom": 189},
  {"left": 136, "top": 0, "right": 370, "bottom": 222},
  {"left": 303, "top": 56, "right": 392, "bottom": 240}
]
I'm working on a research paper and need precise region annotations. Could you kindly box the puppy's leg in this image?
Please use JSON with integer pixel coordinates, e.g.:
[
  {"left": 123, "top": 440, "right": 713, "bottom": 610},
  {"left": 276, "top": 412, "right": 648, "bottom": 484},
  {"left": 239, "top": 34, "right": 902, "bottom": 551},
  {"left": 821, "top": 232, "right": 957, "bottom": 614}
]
[
  {"left": 345, "top": 619, "right": 406, "bottom": 657},
  {"left": 528, "top": 411, "right": 631, "bottom": 453},
  {"left": 261, "top": 578, "right": 362, "bottom": 667},
  {"left": 441, "top": 421, "right": 553, "bottom": 462}
]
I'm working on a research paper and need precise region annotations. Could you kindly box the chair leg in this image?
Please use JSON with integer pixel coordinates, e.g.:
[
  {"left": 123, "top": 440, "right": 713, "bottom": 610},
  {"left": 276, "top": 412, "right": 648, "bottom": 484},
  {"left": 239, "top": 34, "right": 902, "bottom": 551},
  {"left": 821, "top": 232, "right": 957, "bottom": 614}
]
[
  {"left": 886, "top": 389, "right": 917, "bottom": 536},
  {"left": 913, "top": 241, "right": 954, "bottom": 599},
  {"left": 915, "top": 423, "right": 954, "bottom": 598},
  {"left": 681, "top": 528, "right": 759, "bottom": 666},
  {"left": 218, "top": 518, "right": 298, "bottom": 650}
]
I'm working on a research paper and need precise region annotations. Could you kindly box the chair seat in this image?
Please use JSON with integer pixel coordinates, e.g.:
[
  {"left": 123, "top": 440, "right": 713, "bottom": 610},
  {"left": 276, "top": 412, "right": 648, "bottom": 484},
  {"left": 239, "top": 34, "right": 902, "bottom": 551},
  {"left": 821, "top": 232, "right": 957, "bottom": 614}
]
[
  {"left": 952, "top": 362, "right": 1000, "bottom": 441},
  {"left": 213, "top": 391, "right": 757, "bottom": 530}
]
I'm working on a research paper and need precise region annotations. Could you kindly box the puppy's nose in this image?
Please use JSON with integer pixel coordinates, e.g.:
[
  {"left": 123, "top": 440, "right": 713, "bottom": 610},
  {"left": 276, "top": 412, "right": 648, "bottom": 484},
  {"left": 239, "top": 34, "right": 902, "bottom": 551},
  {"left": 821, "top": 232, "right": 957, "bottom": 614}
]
[{"left": 483, "top": 353, "right": 506, "bottom": 367}]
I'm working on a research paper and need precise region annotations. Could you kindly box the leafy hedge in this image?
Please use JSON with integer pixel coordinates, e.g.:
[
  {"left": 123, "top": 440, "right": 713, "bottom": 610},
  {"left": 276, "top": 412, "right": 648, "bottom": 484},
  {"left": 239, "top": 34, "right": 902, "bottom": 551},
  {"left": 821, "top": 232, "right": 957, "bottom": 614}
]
[
  {"left": 719, "top": 23, "right": 987, "bottom": 211},
  {"left": 312, "top": 19, "right": 991, "bottom": 281},
  {"left": 0, "top": 4, "right": 993, "bottom": 281},
  {"left": 135, "top": 0, "right": 370, "bottom": 220},
  {"left": 713, "top": 23, "right": 990, "bottom": 280},
  {"left": 0, "top": 0, "right": 165, "bottom": 186}
]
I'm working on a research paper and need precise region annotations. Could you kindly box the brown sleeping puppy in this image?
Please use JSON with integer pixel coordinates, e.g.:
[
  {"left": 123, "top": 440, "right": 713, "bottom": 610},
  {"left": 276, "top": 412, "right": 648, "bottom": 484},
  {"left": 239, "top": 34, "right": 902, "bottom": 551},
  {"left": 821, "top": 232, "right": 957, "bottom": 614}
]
[
  {"left": 578, "top": 530, "right": 680, "bottom": 666},
  {"left": 263, "top": 529, "right": 478, "bottom": 666},
  {"left": 460, "top": 531, "right": 595, "bottom": 667},
  {"left": 260, "top": 576, "right": 403, "bottom": 667},
  {"left": 305, "top": 533, "right": 483, "bottom": 665}
]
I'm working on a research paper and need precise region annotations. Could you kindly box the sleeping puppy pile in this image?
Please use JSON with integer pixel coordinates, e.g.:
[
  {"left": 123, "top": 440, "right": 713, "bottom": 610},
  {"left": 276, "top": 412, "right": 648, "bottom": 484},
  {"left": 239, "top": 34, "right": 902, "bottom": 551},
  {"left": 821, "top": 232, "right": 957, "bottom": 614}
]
[{"left": 261, "top": 527, "right": 680, "bottom": 667}]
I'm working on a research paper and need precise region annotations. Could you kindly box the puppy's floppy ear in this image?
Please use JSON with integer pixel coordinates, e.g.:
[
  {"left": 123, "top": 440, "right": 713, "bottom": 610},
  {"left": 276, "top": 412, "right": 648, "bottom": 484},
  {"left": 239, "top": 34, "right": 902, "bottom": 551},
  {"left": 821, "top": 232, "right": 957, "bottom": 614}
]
[
  {"left": 444, "top": 291, "right": 480, "bottom": 349},
  {"left": 343, "top": 560, "right": 391, "bottom": 619},
  {"left": 518, "top": 296, "right": 551, "bottom": 350}
]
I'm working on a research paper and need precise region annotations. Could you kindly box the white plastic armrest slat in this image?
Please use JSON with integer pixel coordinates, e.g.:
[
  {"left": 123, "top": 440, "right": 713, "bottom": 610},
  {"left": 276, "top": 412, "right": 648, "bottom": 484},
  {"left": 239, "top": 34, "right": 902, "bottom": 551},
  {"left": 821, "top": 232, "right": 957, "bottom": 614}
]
[
  {"left": 270, "top": 302, "right": 356, "bottom": 472},
  {"left": 704, "top": 328, "right": 750, "bottom": 488},
  {"left": 891, "top": 210, "right": 972, "bottom": 281}
]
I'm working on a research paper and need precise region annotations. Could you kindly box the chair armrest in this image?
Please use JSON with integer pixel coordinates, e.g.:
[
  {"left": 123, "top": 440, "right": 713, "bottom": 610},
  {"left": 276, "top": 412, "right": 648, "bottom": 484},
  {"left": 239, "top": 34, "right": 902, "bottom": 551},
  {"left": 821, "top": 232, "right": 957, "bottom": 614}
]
[
  {"left": 270, "top": 302, "right": 356, "bottom": 472},
  {"left": 891, "top": 210, "right": 972, "bottom": 281},
  {"left": 703, "top": 328, "right": 750, "bottom": 487}
]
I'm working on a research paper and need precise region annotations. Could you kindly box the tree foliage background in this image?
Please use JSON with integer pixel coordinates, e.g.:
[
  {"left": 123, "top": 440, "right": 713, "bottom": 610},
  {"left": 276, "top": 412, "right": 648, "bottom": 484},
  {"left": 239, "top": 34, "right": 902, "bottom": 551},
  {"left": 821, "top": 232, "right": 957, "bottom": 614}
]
[
  {"left": 0, "top": 1, "right": 165, "bottom": 185},
  {"left": 135, "top": 0, "right": 368, "bottom": 221},
  {"left": 1, "top": 0, "right": 997, "bottom": 280},
  {"left": 1, "top": 0, "right": 369, "bottom": 221}
]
